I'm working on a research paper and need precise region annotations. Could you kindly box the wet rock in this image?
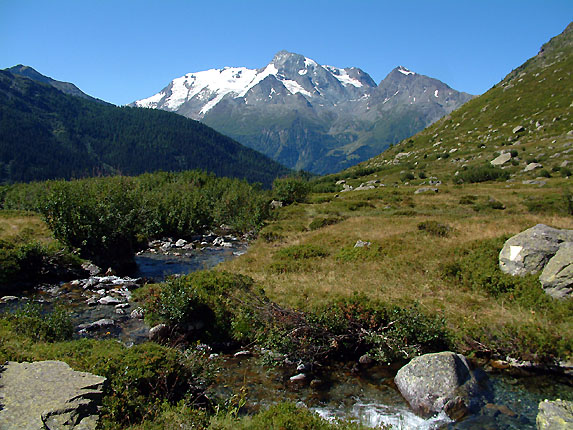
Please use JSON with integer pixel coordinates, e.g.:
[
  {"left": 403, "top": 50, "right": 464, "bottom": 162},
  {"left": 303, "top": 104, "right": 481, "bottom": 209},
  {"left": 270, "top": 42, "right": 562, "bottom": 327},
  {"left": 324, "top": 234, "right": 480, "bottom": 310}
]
[
  {"left": 289, "top": 373, "right": 308, "bottom": 383},
  {"left": 537, "top": 399, "right": 573, "bottom": 429},
  {"left": 539, "top": 242, "right": 573, "bottom": 299},
  {"left": 77, "top": 318, "right": 116, "bottom": 332},
  {"left": 233, "top": 350, "right": 252, "bottom": 358},
  {"left": 0, "top": 295, "right": 19, "bottom": 303},
  {"left": 394, "top": 351, "right": 483, "bottom": 420},
  {"left": 0, "top": 360, "right": 105, "bottom": 430},
  {"left": 359, "top": 354, "right": 374, "bottom": 366},
  {"left": 175, "top": 239, "right": 187, "bottom": 247},
  {"left": 130, "top": 307, "right": 144, "bottom": 319},
  {"left": 81, "top": 262, "right": 101, "bottom": 276},
  {"left": 98, "top": 296, "right": 122, "bottom": 305},
  {"left": 499, "top": 224, "right": 573, "bottom": 277},
  {"left": 149, "top": 323, "right": 170, "bottom": 342}
]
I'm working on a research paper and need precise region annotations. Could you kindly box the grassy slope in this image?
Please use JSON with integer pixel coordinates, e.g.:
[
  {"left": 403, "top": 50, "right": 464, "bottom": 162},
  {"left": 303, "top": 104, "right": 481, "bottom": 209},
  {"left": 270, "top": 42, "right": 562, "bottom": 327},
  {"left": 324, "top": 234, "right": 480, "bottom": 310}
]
[{"left": 220, "top": 24, "right": 573, "bottom": 362}]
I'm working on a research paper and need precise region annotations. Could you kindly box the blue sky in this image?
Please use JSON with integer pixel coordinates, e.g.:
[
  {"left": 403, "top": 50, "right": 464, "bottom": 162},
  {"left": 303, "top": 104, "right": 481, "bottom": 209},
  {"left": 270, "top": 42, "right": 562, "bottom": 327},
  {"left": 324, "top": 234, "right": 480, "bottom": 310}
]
[{"left": 1, "top": 1, "right": 571, "bottom": 105}]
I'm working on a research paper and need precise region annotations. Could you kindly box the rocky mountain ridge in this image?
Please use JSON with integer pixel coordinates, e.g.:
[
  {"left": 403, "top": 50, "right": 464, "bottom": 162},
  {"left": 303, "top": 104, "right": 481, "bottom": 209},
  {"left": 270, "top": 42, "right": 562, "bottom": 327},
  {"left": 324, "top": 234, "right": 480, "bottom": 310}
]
[{"left": 133, "top": 51, "right": 473, "bottom": 173}]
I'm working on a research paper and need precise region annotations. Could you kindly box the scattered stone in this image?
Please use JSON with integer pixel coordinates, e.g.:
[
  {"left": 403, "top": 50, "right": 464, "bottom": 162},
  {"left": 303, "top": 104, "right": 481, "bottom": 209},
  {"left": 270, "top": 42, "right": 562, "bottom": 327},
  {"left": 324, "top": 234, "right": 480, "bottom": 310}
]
[
  {"left": 296, "top": 362, "right": 311, "bottom": 372},
  {"left": 499, "top": 224, "right": 573, "bottom": 277},
  {"left": 0, "top": 295, "right": 18, "bottom": 303},
  {"left": 104, "top": 267, "right": 115, "bottom": 276},
  {"left": 524, "top": 162, "right": 543, "bottom": 172},
  {"left": 130, "top": 307, "right": 144, "bottom": 319},
  {"left": 354, "top": 240, "right": 371, "bottom": 248},
  {"left": 233, "top": 350, "right": 252, "bottom": 358},
  {"left": 539, "top": 242, "right": 573, "bottom": 299},
  {"left": 289, "top": 373, "right": 308, "bottom": 383},
  {"left": 415, "top": 187, "right": 439, "bottom": 194},
  {"left": 513, "top": 125, "right": 525, "bottom": 134},
  {"left": 522, "top": 179, "right": 546, "bottom": 186},
  {"left": 561, "top": 160, "right": 570, "bottom": 168},
  {"left": 491, "top": 153, "right": 512, "bottom": 166},
  {"left": 0, "top": 360, "right": 105, "bottom": 430},
  {"left": 359, "top": 354, "right": 374, "bottom": 366},
  {"left": 394, "top": 351, "right": 484, "bottom": 420},
  {"left": 537, "top": 399, "right": 573, "bottom": 430},
  {"left": 149, "top": 323, "right": 170, "bottom": 342},
  {"left": 270, "top": 200, "right": 283, "bottom": 209},
  {"left": 335, "top": 179, "right": 346, "bottom": 185},
  {"left": 81, "top": 262, "right": 101, "bottom": 276},
  {"left": 98, "top": 296, "right": 122, "bottom": 305},
  {"left": 175, "top": 239, "right": 187, "bottom": 247}
]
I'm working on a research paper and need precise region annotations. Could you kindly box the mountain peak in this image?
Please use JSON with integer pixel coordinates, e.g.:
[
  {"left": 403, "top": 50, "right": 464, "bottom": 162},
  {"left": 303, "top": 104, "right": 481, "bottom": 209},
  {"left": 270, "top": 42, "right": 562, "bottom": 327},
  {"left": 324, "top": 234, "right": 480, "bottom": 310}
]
[{"left": 396, "top": 66, "right": 416, "bottom": 76}]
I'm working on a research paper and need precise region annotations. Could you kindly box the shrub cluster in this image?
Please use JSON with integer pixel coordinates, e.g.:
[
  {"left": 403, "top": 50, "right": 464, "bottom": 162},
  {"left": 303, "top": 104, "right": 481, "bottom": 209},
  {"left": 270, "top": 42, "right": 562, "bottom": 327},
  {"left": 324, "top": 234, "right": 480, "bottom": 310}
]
[
  {"left": 272, "top": 177, "right": 311, "bottom": 205},
  {"left": 6, "top": 171, "right": 271, "bottom": 268},
  {"left": 454, "top": 165, "right": 510, "bottom": 184},
  {"left": 417, "top": 220, "right": 452, "bottom": 237}
]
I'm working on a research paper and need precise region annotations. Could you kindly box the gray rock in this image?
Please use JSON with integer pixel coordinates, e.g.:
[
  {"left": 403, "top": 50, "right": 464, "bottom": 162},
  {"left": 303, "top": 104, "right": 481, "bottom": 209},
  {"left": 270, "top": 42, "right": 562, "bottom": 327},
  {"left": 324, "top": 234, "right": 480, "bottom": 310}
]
[
  {"left": 499, "top": 224, "right": 573, "bottom": 276},
  {"left": 175, "top": 239, "right": 187, "bottom": 247},
  {"left": 524, "top": 162, "right": 543, "bottom": 172},
  {"left": 289, "top": 373, "right": 308, "bottom": 383},
  {"left": 130, "top": 307, "right": 144, "bottom": 319},
  {"left": 539, "top": 242, "right": 573, "bottom": 299},
  {"left": 149, "top": 323, "right": 170, "bottom": 342},
  {"left": 491, "top": 153, "right": 512, "bottom": 166},
  {"left": 513, "top": 125, "right": 525, "bottom": 134},
  {"left": 415, "top": 187, "right": 439, "bottom": 194},
  {"left": 354, "top": 240, "right": 371, "bottom": 248},
  {"left": 81, "top": 262, "right": 101, "bottom": 276},
  {"left": 394, "top": 351, "right": 482, "bottom": 419},
  {"left": 98, "top": 296, "right": 122, "bottom": 305},
  {"left": 536, "top": 399, "right": 573, "bottom": 429},
  {"left": 0, "top": 360, "right": 105, "bottom": 430},
  {"left": 270, "top": 200, "right": 283, "bottom": 209},
  {"left": 522, "top": 179, "right": 547, "bottom": 186},
  {"left": 233, "top": 350, "right": 252, "bottom": 358},
  {"left": 0, "top": 295, "right": 19, "bottom": 303},
  {"left": 77, "top": 318, "right": 116, "bottom": 332}
]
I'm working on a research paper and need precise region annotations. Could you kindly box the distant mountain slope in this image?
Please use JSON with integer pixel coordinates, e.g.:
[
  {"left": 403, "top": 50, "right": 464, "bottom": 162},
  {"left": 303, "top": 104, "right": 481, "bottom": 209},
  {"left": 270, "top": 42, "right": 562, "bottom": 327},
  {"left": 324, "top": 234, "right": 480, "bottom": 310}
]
[
  {"left": 132, "top": 52, "right": 472, "bottom": 174},
  {"left": 6, "top": 65, "right": 108, "bottom": 104},
  {"left": 349, "top": 22, "right": 572, "bottom": 183},
  {"left": 0, "top": 70, "right": 290, "bottom": 185}
]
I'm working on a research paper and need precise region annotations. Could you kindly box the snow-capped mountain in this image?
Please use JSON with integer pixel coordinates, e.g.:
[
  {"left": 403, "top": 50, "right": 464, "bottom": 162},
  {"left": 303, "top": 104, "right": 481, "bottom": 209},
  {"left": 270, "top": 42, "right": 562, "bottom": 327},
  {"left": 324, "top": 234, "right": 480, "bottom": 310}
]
[{"left": 133, "top": 51, "right": 472, "bottom": 173}]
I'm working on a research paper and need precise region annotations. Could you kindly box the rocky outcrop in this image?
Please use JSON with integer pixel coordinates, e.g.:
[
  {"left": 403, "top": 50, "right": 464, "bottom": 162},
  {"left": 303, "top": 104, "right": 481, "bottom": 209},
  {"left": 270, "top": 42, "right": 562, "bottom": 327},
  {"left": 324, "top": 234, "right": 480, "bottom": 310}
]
[
  {"left": 539, "top": 242, "right": 573, "bottom": 299},
  {"left": 499, "top": 224, "right": 573, "bottom": 298},
  {"left": 499, "top": 224, "right": 573, "bottom": 276},
  {"left": 0, "top": 360, "right": 106, "bottom": 430},
  {"left": 394, "top": 351, "right": 485, "bottom": 420},
  {"left": 536, "top": 399, "right": 573, "bottom": 429}
]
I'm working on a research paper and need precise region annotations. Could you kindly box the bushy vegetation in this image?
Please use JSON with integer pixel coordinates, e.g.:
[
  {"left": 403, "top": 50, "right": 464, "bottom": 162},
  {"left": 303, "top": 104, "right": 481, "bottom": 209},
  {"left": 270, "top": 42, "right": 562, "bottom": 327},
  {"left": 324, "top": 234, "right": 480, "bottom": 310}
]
[
  {"left": 417, "top": 220, "right": 452, "bottom": 237},
  {"left": 268, "top": 244, "right": 329, "bottom": 273},
  {"left": 7, "top": 303, "right": 74, "bottom": 342},
  {"left": 272, "top": 177, "right": 311, "bottom": 205},
  {"left": 1, "top": 171, "right": 271, "bottom": 268},
  {"left": 454, "top": 165, "right": 510, "bottom": 184}
]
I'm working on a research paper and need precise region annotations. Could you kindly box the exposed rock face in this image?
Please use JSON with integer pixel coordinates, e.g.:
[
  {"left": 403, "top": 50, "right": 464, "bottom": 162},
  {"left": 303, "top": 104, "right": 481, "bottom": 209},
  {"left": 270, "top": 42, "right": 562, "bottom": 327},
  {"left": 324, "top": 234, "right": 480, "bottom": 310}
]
[
  {"left": 394, "top": 351, "right": 484, "bottom": 420},
  {"left": 0, "top": 360, "right": 106, "bottom": 430},
  {"left": 539, "top": 242, "right": 573, "bottom": 299},
  {"left": 491, "top": 152, "right": 512, "bottom": 166},
  {"left": 536, "top": 399, "right": 573, "bottom": 429},
  {"left": 499, "top": 224, "right": 573, "bottom": 277}
]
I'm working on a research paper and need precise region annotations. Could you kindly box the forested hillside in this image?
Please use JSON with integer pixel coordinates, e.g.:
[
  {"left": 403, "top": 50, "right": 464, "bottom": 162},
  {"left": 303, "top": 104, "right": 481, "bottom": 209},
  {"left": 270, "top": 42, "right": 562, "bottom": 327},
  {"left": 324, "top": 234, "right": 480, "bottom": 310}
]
[{"left": 0, "top": 70, "right": 290, "bottom": 186}]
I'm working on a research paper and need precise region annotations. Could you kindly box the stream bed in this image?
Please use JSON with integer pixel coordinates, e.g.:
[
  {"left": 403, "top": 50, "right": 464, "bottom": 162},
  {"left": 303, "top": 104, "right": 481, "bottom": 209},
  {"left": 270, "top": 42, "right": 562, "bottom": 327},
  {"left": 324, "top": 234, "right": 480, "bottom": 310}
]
[{"left": 1, "top": 242, "right": 571, "bottom": 429}]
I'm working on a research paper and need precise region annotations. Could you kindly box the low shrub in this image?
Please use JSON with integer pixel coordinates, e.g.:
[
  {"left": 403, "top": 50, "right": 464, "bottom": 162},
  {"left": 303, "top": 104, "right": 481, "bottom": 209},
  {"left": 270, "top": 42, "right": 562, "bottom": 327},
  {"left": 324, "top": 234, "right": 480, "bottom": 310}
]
[
  {"left": 417, "top": 220, "right": 451, "bottom": 237},
  {"left": 8, "top": 303, "right": 73, "bottom": 342},
  {"left": 336, "top": 242, "right": 385, "bottom": 262},
  {"left": 269, "top": 244, "right": 329, "bottom": 274},
  {"left": 459, "top": 195, "right": 478, "bottom": 205},
  {"left": 272, "top": 177, "right": 311, "bottom": 205},
  {"left": 454, "top": 165, "right": 510, "bottom": 184}
]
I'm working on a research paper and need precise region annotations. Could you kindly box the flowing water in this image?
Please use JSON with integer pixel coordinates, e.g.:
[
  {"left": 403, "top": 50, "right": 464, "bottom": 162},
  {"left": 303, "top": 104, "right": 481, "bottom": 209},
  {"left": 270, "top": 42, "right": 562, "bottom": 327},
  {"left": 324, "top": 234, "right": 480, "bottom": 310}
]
[{"left": 1, "top": 243, "right": 571, "bottom": 429}]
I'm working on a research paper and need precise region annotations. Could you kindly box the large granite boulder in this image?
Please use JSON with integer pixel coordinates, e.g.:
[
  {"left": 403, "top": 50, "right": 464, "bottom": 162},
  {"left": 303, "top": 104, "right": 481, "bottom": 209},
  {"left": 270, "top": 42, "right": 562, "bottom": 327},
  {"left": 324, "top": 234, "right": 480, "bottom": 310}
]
[
  {"left": 0, "top": 360, "right": 106, "bottom": 430},
  {"left": 536, "top": 399, "right": 573, "bottom": 429},
  {"left": 499, "top": 224, "right": 573, "bottom": 277},
  {"left": 394, "top": 351, "right": 485, "bottom": 420},
  {"left": 539, "top": 242, "right": 573, "bottom": 299}
]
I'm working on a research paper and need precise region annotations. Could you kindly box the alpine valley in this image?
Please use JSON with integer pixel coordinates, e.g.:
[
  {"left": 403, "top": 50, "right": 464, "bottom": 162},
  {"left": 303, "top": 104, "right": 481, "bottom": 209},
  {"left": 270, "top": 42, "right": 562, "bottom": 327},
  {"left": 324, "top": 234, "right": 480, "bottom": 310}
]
[{"left": 132, "top": 51, "right": 473, "bottom": 174}]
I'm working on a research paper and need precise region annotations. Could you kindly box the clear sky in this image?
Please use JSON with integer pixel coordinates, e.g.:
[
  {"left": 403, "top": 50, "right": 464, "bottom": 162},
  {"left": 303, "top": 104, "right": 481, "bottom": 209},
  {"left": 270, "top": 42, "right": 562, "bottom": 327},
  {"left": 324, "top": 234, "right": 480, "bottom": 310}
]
[{"left": 1, "top": 1, "right": 571, "bottom": 106}]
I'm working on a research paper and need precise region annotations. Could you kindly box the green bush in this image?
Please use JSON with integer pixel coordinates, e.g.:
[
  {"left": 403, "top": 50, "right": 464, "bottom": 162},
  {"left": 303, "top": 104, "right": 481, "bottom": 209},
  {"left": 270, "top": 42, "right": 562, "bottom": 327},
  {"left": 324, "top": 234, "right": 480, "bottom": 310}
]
[
  {"left": 269, "top": 244, "right": 329, "bottom": 273},
  {"left": 336, "top": 242, "right": 385, "bottom": 262},
  {"left": 400, "top": 172, "right": 415, "bottom": 182},
  {"left": 8, "top": 303, "right": 73, "bottom": 342},
  {"left": 454, "top": 165, "right": 510, "bottom": 184},
  {"left": 459, "top": 195, "right": 478, "bottom": 205},
  {"left": 272, "top": 177, "right": 310, "bottom": 205},
  {"left": 417, "top": 220, "right": 451, "bottom": 237}
]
